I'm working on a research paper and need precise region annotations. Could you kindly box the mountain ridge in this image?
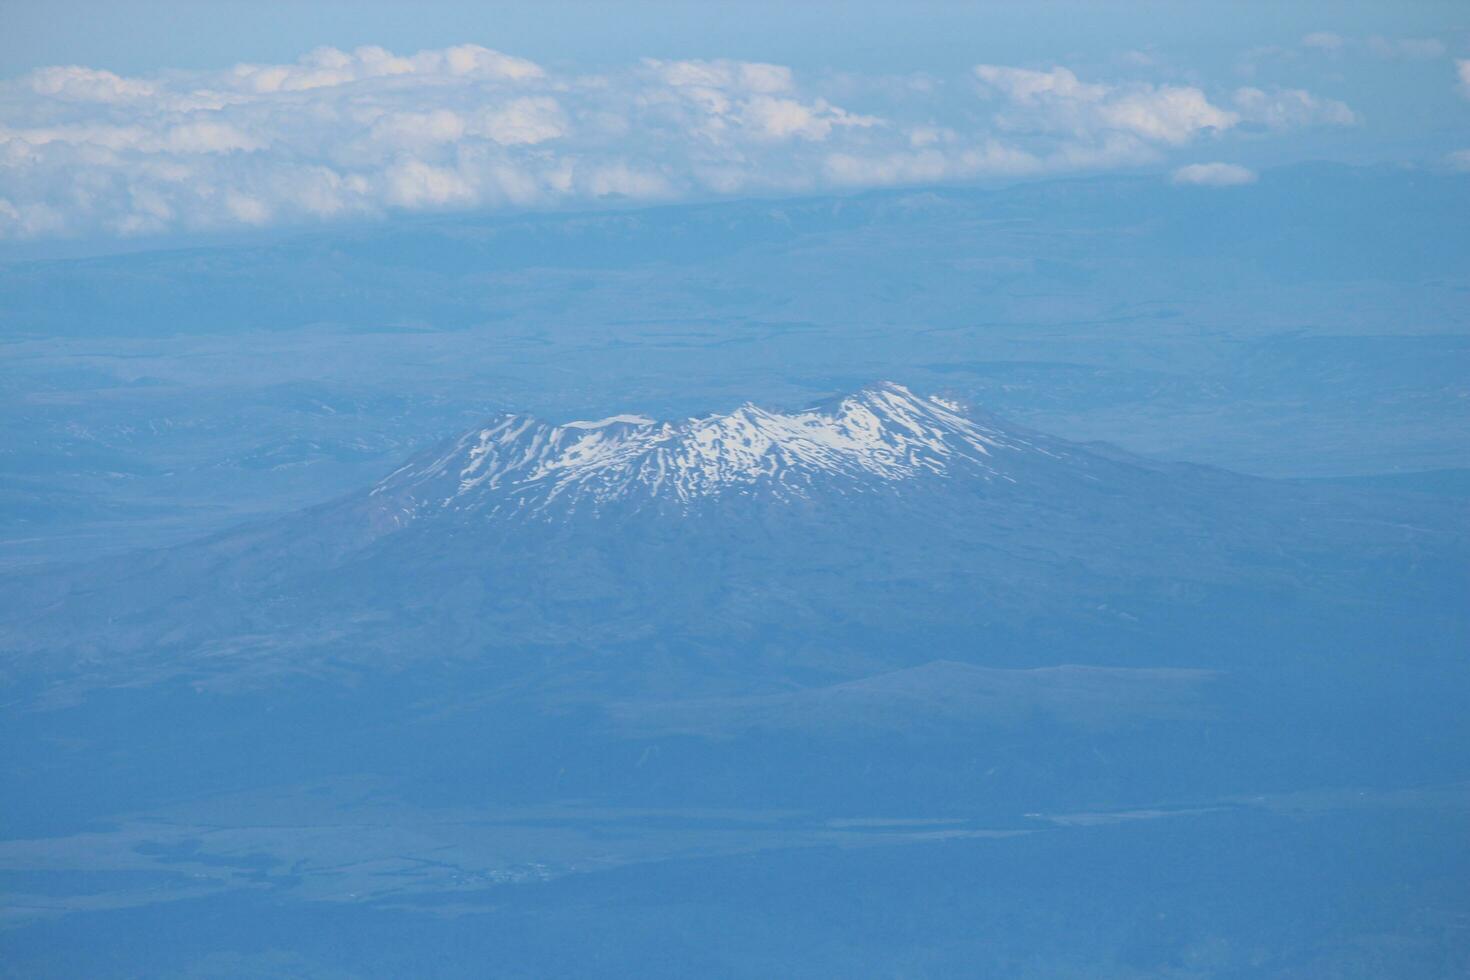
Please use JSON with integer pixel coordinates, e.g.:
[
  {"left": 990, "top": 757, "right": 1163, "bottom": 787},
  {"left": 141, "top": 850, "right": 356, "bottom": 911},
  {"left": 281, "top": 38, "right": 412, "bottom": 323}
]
[
  {"left": 368, "top": 382, "right": 1039, "bottom": 520},
  {"left": 1, "top": 381, "right": 1464, "bottom": 700}
]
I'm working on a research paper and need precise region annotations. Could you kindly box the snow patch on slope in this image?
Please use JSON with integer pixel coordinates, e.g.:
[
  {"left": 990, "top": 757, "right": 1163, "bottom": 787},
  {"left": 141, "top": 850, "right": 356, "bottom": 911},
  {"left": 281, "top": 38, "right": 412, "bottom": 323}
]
[{"left": 372, "top": 383, "right": 1029, "bottom": 518}]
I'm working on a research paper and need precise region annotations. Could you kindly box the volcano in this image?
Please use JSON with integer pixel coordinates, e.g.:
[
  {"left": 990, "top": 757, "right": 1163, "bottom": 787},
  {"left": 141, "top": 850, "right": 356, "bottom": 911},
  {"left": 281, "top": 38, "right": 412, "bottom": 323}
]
[{"left": 3, "top": 382, "right": 1461, "bottom": 708}]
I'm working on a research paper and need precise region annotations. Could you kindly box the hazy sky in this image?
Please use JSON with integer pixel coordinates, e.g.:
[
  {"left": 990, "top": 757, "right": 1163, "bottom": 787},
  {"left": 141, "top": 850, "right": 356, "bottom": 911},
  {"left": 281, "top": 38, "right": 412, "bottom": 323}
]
[{"left": 1, "top": 1, "right": 1466, "bottom": 245}]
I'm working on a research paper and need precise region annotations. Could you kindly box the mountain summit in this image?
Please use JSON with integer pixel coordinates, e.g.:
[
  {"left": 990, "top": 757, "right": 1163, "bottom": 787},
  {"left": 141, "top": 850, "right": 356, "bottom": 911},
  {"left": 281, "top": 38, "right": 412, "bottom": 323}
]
[
  {"left": 2, "top": 382, "right": 1462, "bottom": 699},
  {"left": 370, "top": 383, "right": 1031, "bottom": 519}
]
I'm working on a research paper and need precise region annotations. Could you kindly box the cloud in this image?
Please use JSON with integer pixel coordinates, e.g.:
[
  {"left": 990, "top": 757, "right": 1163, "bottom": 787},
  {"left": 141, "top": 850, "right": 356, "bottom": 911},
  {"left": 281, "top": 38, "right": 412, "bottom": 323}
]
[
  {"left": 740, "top": 96, "right": 878, "bottom": 141},
  {"left": 484, "top": 98, "right": 566, "bottom": 146},
  {"left": 651, "top": 58, "right": 793, "bottom": 94},
  {"left": 28, "top": 66, "right": 157, "bottom": 102},
  {"left": 162, "top": 121, "right": 264, "bottom": 154},
  {"left": 0, "top": 46, "right": 1359, "bottom": 240},
  {"left": 1171, "top": 162, "right": 1257, "bottom": 186},
  {"left": 1448, "top": 149, "right": 1470, "bottom": 172},
  {"left": 974, "top": 65, "right": 1108, "bottom": 105},
  {"left": 822, "top": 133, "right": 1153, "bottom": 189},
  {"left": 227, "top": 44, "right": 543, "bottom": 94},
  {"left": 1301, "top": 33, "right": 1345, "bottom": 52},
  {"left": 638, "top": 58, "right": 878, "bottom": 144},
  {"left": 1366, "top": 36, "right": 1446, "bottom": 61},
  {"left": 1459, "top": 60, "right": 1470, "bottom": 99},
  {"left": 1097, "top": 87, "right": 1236, "bottom": 144},
  {"left": 1299, "top": 32, "right": 1445, "bottom": 60},
  {"left": 974, "top": 65, "right": 1237, "bottom": 144},
  {"left": 1233, "top": 87, "right": 1358, "bottom": 128}
]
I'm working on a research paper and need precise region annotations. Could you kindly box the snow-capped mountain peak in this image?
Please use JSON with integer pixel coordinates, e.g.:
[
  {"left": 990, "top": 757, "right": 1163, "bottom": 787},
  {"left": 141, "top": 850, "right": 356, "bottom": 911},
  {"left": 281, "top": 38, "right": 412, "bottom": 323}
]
[{"left": 371, "top": 383, "right": 1027, "bottom": 518}]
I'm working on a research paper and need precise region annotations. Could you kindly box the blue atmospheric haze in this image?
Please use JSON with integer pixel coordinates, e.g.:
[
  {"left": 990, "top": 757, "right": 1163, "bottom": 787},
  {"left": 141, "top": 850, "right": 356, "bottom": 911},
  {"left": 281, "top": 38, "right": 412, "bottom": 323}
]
[{"left": 1, "top": 4, "right": 1469, "bottom": 977}]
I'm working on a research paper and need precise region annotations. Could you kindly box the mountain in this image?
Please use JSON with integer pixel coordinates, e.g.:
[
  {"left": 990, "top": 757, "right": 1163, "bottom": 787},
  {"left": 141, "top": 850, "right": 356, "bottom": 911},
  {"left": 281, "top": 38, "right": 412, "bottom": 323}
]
[
  {"left": 3, "top": 381, "right": 1463, "bottom": 699},
  {"left": 368, "top": 383, "right": 1022, "bottom": 518},
  {"left": 1, "top": 381, "right": 1466, "bottom": 825}
]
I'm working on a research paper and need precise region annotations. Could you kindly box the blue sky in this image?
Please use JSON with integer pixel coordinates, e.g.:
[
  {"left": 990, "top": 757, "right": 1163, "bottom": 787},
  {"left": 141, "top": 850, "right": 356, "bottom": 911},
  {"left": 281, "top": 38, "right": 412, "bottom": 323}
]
[{"left": 1, "top": 1, "right": 1466, "bottom": 244}]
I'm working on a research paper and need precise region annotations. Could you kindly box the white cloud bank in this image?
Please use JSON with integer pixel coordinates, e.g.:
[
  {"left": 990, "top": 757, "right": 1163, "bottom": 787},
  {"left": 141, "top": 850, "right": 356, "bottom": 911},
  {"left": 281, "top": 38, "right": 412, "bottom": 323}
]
[
  {"left": 972, "top": 65, "right": 1239, "bottom": 144},
  {"left": 0, "top": 45, "right": 1358, "bottom": 239},
  {"left": 1171, "top": 162, "right": 1257, "bottom": 186}
]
